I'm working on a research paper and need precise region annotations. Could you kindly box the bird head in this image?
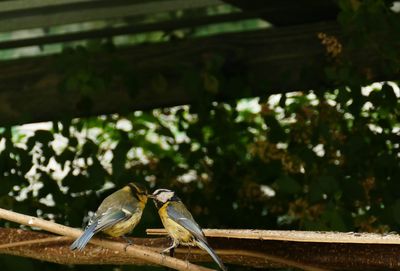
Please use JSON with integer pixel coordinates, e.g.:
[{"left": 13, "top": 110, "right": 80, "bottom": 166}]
[
  {"left": 149, "top": 188, "right": 179, "bottom": 208},
  {"left": 127, "top": 183, "right": 148, "bottom": 203}
]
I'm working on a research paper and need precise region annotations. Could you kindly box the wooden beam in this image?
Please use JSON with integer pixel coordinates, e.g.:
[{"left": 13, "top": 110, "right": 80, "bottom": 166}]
[
  {"left": 0, "top": 21, "right": 386, "bottom": 126},
  {"left": 0, "top": 0, "right": 95, "bottom": 12},
  {"left": 0, "top": 0, "right": 223, "bottom": 32},
  {"left": 147, "top": 228, "right": 400, "bottom": 245},
  {"left": 0, "top": 11, "right": 259, "bottom": 49}
]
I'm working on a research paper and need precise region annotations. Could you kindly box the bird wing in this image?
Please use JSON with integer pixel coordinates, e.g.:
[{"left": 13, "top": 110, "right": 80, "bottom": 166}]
[
  {"left": 92, "top": 206, "right": 133, "bottom": 233},
  {"left": 166, "top": 202, "right": 207, "bottom": 244},
  {"left": 70, "top": 208, "right": 131, "bottom": 251},
  {"left": 92, "top": 189, "right": 141, "bottom": 232},
  {"left": 70, "top": 195, "right": 140, "bottom": 251},
  {"left": 166, "top": 202, "right": 228, "bottom": 271}
]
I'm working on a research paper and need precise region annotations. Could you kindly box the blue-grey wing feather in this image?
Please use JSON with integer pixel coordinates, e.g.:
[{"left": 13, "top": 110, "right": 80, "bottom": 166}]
[
  {"left": 70, "top": 187, "right": 140, "bottom": 251},
  {"left": 166, "top": 202, "right": 207, "bottom": 243},
  {"left": 166, "top": 202, "right": 227, "bottom": 271},
  {"left": 92, "top": 208, "right": 131, "bottom": 232},
  {"left": 70, "top": 208, "right": 130, "bottom": 251},
  {"left": 70, "top": 221, "right": 98, "bottom": 250}
]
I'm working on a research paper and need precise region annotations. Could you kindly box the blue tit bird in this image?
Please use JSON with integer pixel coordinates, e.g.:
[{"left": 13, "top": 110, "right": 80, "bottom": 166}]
[
  {"left": 70, "top": 183, "right": 148, "bottom": 251},
  {"left": 150, "top": 188, "right": 227, "bottom": 271}
]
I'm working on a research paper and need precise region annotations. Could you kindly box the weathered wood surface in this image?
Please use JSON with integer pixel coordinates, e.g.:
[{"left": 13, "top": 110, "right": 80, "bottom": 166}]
[
  {"left": 0, "top": 22, "right": 341, "bottom": 126},
  {"left": 0, "top": 0, "right": 222, "bottom": 32},
  {"left": 148, "top": 228, "right": 400, "bottom": 244},
  {"left": 1, "top": 227, "right": 400, "bottom": 270},
  {"left": 0, "top": 20, "right": 388, "bottom": 126},
  {"left": 0, "top": 208, "right": 212, "bottom": 271}
]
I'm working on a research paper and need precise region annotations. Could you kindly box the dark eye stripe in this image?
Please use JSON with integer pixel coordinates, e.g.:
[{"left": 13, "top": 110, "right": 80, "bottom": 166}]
[{"left": 128, "top": 183, "right": 139, "bottom": 192}]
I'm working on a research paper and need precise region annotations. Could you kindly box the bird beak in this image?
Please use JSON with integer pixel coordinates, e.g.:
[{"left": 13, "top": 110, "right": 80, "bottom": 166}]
[{"left": 147, "top": 194, "right": 155, "bottom": 199}]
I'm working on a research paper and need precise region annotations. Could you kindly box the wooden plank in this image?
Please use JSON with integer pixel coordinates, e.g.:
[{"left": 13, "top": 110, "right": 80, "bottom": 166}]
[
  {"left": 0, "top": 21, "right": 387, "bottom": 126},
  {"left": 0, "top": 0, "right": 94, "bottom": 12},
  {"left": 0, "top": 11, "right": 257, "bottom": 49},
  {"left": 0, "top": 228, "right": 325, "bottom": 269},
  {"left": 147, "top": 228, "right": 400, "bottom": 245},
  {"left": 2, "top": 227, "right": 400, "bottom": 270},
  {"left": 0, "top": 0, "right": 223, "bottom": 32}
]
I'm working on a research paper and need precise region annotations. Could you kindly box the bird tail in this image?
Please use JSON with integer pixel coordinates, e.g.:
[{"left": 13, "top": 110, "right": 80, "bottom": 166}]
[
  {"left": 196, "top": 240, "right": 227, "bottom": 271},
  {"left": 70, "top": 222, "right": 97, "bottom": 251}
]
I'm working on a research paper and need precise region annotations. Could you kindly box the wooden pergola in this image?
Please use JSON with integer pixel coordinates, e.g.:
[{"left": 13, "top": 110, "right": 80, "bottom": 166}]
[
  {"left": 0, "top": 1, "right": 399, "bottom": 270},
  {"left": 0, "top": 0, "right": 386, "bottom": 126}
]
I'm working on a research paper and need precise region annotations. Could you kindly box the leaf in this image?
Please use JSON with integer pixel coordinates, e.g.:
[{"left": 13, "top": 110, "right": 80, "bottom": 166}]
[
  {"left": 61, "top": 120, "right": 71, "bottom": 137},
  {"left": 55, "top": 148, "right": 75, "bottom": 167},
  {"left": 87, "top": 158, "right": 108, "bottom": 189},
  {"left": 322, "top": 207, "right": 348, "bottom": 231},
  {"left": 33, "top": 130, "right": 54, "bottom": 144},
  {"left": 276, "top": 175, "right": 302, "bottom": 194},
  {"left": 80, "top": 139, "right": 98, "bottom": 158},
  {"left": 69, "top": 137, "right": 79, "bottom": 148},
  {"left": 264, "top": 115, "right": 286, "bottom": 143},
  {"left": 62, "top": 173, "right": 91, "bottom": 193},
  {"left": 112, "top": 137, "right": 131, "bottom": 178},
  {"left": 14, "top": 147, "right": 33, "bottom": 174},
  {"left": 37, "top": 172, "right": 62, "bottom": 200},
  {"left": 318, "top": 175, "right": 339, "bottom": 194}
]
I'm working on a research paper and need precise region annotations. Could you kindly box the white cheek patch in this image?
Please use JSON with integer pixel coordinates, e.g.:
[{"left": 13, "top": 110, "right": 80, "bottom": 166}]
[{"left": 157, "top": 191, "right": 175, "bottom": 203}]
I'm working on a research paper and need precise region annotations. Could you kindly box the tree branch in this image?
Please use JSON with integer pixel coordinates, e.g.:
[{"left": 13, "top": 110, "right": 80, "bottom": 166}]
[
  {"left": 0, "top": 236, "right": 72, "bottom": 249},
  {"left": 0, "top": 208, "right": 214, "bottom": 271}
]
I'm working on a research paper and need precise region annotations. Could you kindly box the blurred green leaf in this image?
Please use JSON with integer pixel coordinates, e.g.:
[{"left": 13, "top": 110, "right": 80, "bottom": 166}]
[{"left": 276, "top": 175, "right": 302, "bottom": 194}]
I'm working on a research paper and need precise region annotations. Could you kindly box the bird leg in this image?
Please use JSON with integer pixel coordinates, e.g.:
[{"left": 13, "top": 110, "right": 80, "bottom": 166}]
[
  {"left": 169, "top": 246, "right": 175, "bottom": 257},
  {"left": 162, "top": 240, "right": 177, "bottom": 256},
  {"left": 185, "top": 245, "right": 191, "bottom": 261}
]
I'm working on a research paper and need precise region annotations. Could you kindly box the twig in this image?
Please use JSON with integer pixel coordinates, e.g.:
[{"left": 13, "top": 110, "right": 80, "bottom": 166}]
[
  {"left": 147, "top": 228, "right": 400, "bottom": 244},
  {"left": 0, "top": 236, "right": 72, "bottom": 249},
  {"left": 0, "top": 208, "right": 214, "bottom": 271}
]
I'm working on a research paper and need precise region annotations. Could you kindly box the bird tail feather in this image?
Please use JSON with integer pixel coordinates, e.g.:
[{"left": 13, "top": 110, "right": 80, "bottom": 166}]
[
  {"left": 70, "top": 222, "right": 97, "bottom": 251},
  {"left": 196, "top": 240, "right": 227, "bottom": 271}
]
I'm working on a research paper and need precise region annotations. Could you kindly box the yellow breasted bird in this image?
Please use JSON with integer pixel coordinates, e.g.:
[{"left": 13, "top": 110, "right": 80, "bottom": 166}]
[
  {"left": 150, "top": 189, "right": 227, "bottom": 271},
  {"left": 70, "top": 183, "right": 148, "bottom": 251}
]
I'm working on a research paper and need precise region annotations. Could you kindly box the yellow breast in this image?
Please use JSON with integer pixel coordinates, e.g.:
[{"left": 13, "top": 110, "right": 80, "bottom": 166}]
[{"left": 159, "top": 204, "right": 194, "bottom": 245}]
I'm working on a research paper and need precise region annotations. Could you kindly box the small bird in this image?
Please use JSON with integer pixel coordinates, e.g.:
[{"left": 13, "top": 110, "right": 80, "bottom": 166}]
[
  {"left": 149, "top": 188, "right": 227, "bottom": 271},
  {"left": 70, "top": 183, "right": 148, "bottom": 251}
]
